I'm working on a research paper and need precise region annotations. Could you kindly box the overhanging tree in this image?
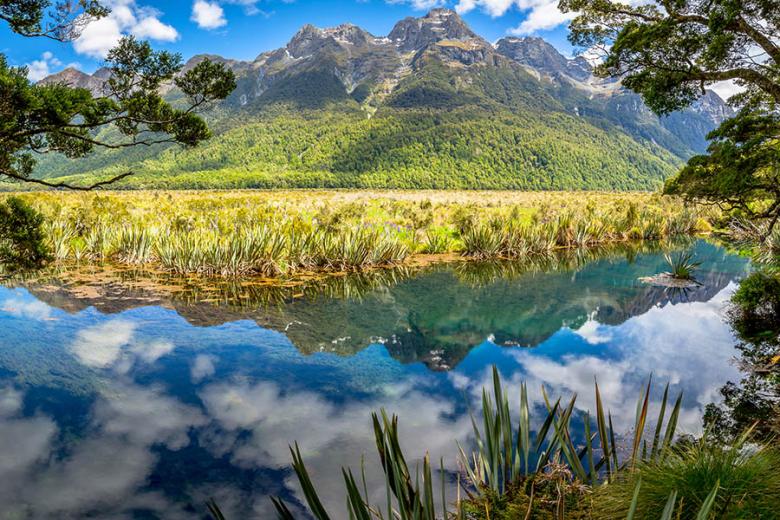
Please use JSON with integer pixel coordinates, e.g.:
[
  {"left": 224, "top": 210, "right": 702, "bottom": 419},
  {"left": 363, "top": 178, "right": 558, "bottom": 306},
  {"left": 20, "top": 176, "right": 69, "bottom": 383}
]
[
  {"left": 0, "top": 0, "right": 236, "bottom": 190},
  {"left": 559, "top": 0, "right": 780, "bottom": 233}
]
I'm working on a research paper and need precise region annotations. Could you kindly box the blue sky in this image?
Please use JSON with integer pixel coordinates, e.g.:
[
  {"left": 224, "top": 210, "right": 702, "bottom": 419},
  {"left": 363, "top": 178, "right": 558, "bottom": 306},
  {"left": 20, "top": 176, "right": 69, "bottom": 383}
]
[{"left": 1, "top": 0, "right": 579, "bottom": 80}]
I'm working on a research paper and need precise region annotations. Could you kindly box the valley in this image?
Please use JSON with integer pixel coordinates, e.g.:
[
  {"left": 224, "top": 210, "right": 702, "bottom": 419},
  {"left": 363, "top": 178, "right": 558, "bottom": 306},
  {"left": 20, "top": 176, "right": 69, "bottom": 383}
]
[{"left": 27, "top": 8, "right": 731, "bottom": 191}]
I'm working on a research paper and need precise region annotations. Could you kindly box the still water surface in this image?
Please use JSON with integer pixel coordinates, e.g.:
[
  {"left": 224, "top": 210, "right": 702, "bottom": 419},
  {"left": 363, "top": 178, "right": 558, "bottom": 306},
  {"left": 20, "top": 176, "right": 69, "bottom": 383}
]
[{"left": 0, "top": 240, "right": 750, "bottom": 518}]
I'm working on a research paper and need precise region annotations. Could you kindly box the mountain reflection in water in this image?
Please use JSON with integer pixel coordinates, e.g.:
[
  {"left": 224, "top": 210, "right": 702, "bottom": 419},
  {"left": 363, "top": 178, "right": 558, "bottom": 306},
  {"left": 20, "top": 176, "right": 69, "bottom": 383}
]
[{"left": 0, "top": 240, "right": 750, "bottom": 519}]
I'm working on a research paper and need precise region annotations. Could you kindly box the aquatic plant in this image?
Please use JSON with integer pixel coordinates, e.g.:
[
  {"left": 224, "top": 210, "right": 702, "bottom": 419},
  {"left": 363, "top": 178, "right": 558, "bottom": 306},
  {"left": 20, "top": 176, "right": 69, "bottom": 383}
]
[
  {"left": 664, "top": 251, "right": 701, "bottom": 280},
  {"left": 269, "top": 412, "right": 460, "bottom": 520},
  {"left": 44, "top": 221, "right": 74, "bottom": 261},
  {"left": 115, "top": 225, "right": 156, "bottom": 265},
  {"left": 422, "top": 228, "right": 453, "bottom": 254},
  {"left": 461, "top": 223, "right": 503, "bottom": 259}
]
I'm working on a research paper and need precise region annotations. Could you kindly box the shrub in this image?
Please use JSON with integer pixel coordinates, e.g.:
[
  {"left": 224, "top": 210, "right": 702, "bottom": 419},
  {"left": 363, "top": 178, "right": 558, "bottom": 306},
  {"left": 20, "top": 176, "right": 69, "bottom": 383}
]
[
  {"left": 664, "top": 251, "right": 701, "bottom": 280},
  {"left": 0, "top": 196, "right": 51, "bottom": 270}
]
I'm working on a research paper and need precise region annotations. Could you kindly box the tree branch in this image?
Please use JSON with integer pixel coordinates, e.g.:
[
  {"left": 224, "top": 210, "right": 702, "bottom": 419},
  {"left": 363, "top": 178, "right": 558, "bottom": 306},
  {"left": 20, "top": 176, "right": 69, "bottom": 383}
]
[
  {"left": 0, "top": 170, "right": 134, "bottom": 191},
  {"left": 735, "top": 16, "right": 780, "bottom": 65}
]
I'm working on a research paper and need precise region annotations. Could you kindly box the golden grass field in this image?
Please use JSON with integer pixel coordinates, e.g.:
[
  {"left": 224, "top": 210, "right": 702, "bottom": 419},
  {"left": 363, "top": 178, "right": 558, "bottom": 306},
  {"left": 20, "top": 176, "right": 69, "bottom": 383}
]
[{"left": 9, "top": 190, "right": 715, "bottom": 277}]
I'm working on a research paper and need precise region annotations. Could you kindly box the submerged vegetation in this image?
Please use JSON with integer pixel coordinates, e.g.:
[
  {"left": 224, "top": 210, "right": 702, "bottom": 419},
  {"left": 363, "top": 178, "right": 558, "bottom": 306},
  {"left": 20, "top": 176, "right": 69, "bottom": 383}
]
[{"left": 3, "top": 191, "right": 714, "bottom": 277}]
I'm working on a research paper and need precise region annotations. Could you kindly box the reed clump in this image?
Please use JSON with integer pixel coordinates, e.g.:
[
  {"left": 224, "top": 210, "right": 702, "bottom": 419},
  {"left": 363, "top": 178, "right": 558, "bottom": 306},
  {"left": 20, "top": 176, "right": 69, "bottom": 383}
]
[{"left": 8, "top": 190, "right": 715, "bottom": 277}]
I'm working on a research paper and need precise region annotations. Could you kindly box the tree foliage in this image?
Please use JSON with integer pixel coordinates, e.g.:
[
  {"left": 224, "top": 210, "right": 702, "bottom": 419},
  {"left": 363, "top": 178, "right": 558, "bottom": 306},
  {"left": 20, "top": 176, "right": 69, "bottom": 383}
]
[
  {"left": 0, "top": 196, "right": 50, "bottom": 269},
  {"left": 0, "top": 0, "right": 108, "bottom": 41},
  {"left": 560, "top": 0, "right": 780, "bottom": 229},
  {"left": 0, "top": 0, "right": 236, "bottom": 189},
  {"left": 32, "top": 107, "right": 679, "bottom": 190}
]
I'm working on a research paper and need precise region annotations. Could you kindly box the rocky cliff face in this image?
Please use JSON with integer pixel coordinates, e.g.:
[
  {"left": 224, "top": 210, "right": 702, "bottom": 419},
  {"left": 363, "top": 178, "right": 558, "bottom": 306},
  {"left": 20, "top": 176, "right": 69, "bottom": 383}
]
[{"left": 496, "top": 36, "right": 592, "bottom": 81}]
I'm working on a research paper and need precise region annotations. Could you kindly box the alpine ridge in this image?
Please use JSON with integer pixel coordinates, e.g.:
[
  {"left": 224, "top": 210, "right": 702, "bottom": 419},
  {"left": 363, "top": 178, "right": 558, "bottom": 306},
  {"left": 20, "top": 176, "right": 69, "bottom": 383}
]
[{"left": 35, "top": 8, "right": 733, "bottom": 190}]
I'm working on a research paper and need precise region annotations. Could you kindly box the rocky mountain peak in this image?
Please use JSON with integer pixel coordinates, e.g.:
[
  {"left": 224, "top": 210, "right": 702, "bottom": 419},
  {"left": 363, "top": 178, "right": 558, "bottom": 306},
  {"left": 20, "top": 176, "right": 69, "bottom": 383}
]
[
  {"left": 322, "top": 23, "right": 373, "bottom": 43},
  {"left": 37, "top": 67, "right": 92, "bottom": 86},
  {"left": 286, "top": 22, "right": 376, "bottom": 58},
  {"left": 389, "top": 8, "right": 480, "bottom": 52},
  {"left": 495, "top": 36, "right": 592, "bottom": 81},
  {"left": 37, "top": 67, "right": 109, "bottom": 96},
  {"left": 91, "top": 67, "right": 113, "bottom": 80}
]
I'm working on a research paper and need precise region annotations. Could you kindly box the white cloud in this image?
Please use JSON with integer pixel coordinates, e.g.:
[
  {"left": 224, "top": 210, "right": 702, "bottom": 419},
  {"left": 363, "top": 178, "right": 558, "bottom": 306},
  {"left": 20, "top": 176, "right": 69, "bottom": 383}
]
[
  {"left": 455, "top": 0, "right": 576, "bottom": 35},
  {"left": 509, "top": 0, "right": 577, "bottom": 34},
  {"left": 74, "top": 0, "right": 179, "bottom": 59},
  {"left": 95, "top": 383, "right": 206, "bottom": 449},
  {"left": 455, "top": 0, "right": 513, "bottom": 16},
  {"left": 68, "top": 320, "right": 177, "bottom": 369},
  {"left": 572, "top": 312, "right": 612, "bottom": 344},
  {"left": 74, "top": 16, "right": 125, "bottom": 58},
  {"left": 24, "top": 52, "right": 63, "bottom": 82},
  {"left": 0, "top": 387, "right": 23, "bottom": 418},
  {"left": 133, "top": 16, "right": 180, "bottom": 41},
  {"left": 129, "top": 339, "right": 176, "bottom": 364},
  {"left": 0, "top": 383, "right": 204, "bottom": 517},
  {"left": 199, "top": 379, "right": 472, "bottom": 516},
  {"left": 191, "top": 354, "right": 217, "bottom": 382},
  {"left": 191, "top": 0, "right": 227, "bottom": 30},
  {"left": 389, "top": 0, "right": 446, "bottom": 10}
]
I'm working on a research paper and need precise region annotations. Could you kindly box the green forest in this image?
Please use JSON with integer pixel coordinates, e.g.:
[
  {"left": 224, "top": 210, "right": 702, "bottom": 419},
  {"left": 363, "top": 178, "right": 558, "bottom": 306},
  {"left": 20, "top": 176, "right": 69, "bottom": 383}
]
[{"left": 31, "top": 106, "right": 680, "bottom": 190}]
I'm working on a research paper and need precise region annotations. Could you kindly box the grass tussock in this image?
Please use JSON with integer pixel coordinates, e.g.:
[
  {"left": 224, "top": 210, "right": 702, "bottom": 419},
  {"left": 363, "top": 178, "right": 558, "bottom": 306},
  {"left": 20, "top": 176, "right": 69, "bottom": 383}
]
[
  {"left": 664, "top": 250, "right": 701, "bottom": 280},
  {"left": 593, "top": 429, "right": 780, "bottom": 519},
  {"left": 6, "top": 190, "right": 715, "bottom": 277}
]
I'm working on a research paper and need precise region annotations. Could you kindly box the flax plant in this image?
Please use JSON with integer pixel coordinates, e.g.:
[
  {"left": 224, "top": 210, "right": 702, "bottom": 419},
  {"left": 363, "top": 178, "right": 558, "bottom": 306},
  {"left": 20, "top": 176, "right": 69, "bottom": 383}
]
[
  {"left": 16, "top": 191, "right": 712, "bottom": 277},
  {"left": 243, "top": 367, "right": 685, "bottom": 520}
]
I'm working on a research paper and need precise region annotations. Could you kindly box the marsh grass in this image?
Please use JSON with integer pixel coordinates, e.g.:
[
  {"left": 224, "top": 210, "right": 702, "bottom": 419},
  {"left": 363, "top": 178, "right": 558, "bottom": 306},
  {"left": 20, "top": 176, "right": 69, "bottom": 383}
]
[{"left": 10, "top": 191, "right": 714, "bottom": 277}]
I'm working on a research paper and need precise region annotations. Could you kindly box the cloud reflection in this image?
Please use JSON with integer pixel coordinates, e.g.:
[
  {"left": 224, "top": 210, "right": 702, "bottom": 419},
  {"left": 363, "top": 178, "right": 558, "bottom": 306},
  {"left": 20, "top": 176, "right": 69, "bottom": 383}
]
[
  {"left": 453, "top": 284, "right": 741, "bottom": 439},
  {"left": 1, "top": 294, "right": 54, "bottom": 321},
  {"left": 0, "top": 381, "right": 204, "bottom": 519},
  {"left": 199, "top": 378, "right": 473, "bottom": 516},
  {"left": 68, "top": 319, "right": 177, "bottom": 371},
  {"left": 0, "top": 265, "right": 745, "bottom": 517}
]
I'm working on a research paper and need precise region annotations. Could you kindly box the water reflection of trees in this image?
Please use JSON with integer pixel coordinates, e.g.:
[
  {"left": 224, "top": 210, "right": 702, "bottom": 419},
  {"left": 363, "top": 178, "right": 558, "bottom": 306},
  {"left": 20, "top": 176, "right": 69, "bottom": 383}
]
[
  {"left": 452, "top": 241, "right": 677, "bottom": 287},
  {"left": 6, "top": 239, "right": 748, "bottom": 371},
  {"left": 705, "top": 272, "right": 780, "bottom": 441}
]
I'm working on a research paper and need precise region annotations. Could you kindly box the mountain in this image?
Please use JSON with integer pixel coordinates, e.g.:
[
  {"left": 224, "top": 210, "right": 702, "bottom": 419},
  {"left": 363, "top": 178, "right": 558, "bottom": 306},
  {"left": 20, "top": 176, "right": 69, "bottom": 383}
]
[
  {"left": 33, "top": 8, "right": 732, "bottom": 190},
  {"left": 38, "top": 66, "right": 111, "bottom": 96}
]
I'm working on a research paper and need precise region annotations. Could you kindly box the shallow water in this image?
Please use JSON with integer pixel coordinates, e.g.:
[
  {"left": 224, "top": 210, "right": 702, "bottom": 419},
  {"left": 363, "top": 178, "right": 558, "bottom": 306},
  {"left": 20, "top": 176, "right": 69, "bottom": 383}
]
[{"left": 0, "top": 240, "right": 751, "bottom": 519}]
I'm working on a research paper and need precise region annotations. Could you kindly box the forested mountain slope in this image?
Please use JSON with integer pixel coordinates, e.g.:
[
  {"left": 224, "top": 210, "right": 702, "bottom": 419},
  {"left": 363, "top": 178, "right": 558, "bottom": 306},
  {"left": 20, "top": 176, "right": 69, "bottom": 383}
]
[{"left": 34, "top": 9, "right": 731, "bottom": 190}]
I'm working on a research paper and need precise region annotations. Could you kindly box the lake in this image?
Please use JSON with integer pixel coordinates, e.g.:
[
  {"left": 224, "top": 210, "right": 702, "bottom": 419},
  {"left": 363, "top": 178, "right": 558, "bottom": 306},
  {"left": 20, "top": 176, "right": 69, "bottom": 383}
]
[{"left": 0, "top": 240, "right": 751, "bottom": 519}]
